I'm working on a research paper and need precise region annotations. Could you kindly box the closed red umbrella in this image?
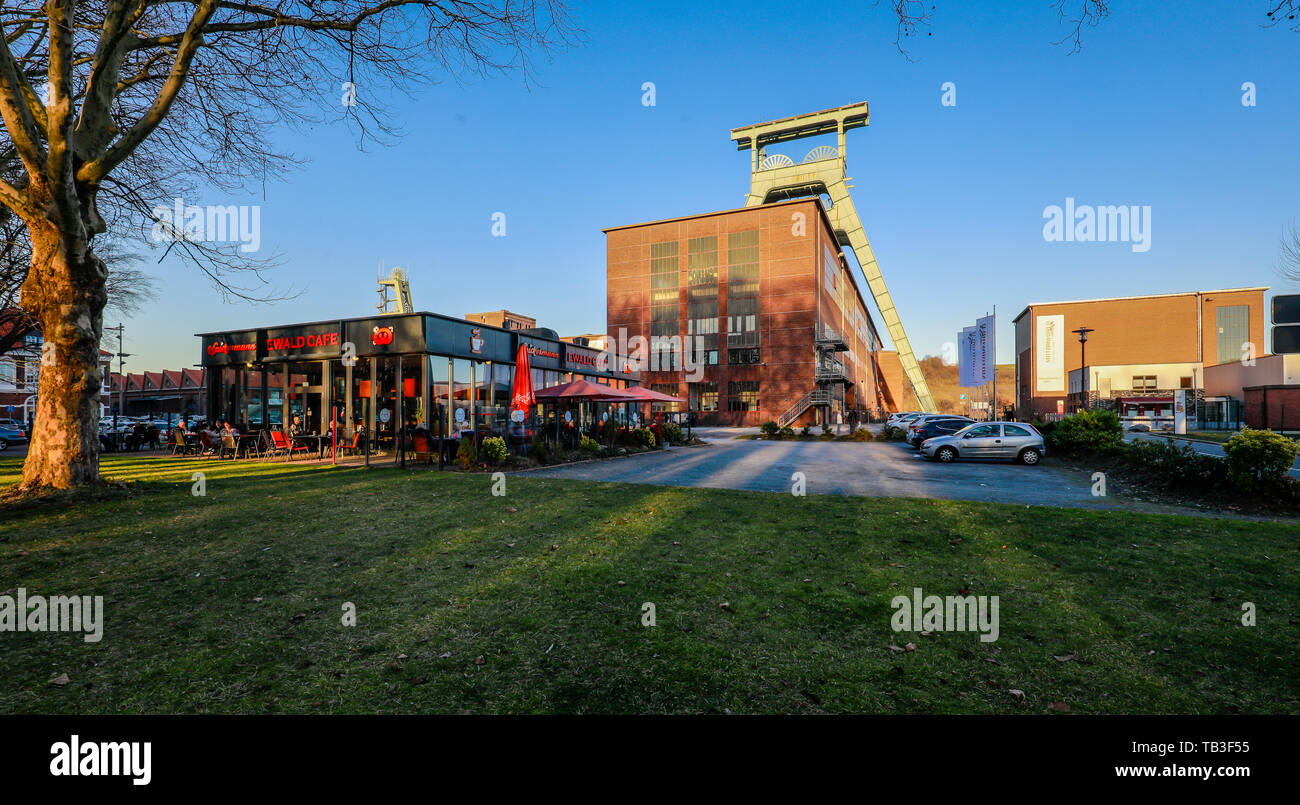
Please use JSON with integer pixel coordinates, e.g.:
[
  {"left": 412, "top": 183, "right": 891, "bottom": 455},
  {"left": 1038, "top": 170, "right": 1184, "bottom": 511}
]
[{"left": 510, "top": 344, "right": 535, "bottom": 414}]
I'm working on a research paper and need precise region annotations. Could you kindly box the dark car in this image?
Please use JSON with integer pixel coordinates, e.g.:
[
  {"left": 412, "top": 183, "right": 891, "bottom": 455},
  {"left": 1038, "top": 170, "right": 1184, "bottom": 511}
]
[
  {"left": 0, "top": 424, "right": 29, "bottom": 451},
  {"left": 909, "top": 417, "right": 974, "bottom": 447}
]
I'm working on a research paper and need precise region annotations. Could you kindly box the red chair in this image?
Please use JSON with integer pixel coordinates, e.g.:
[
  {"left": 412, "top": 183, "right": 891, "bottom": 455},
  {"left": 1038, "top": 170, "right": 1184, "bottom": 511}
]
[
  {"left": 339, "top": 431, "right": 363, "bottom": 456},
  {"left": 271, "top": 430, "right": 309, "bottom": 461},
  {"left": 412, "top": 433, "right": 431, "bottom": 464}
]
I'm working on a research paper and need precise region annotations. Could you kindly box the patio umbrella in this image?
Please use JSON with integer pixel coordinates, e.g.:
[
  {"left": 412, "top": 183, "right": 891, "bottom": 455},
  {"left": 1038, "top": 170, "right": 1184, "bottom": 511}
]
[
  {"left": 508, "top": 344, "right": 535, "bottom": 450},
  {"left": 533, "top": 379, "right": 636, "bottom": 447},
  {"left": 618, "top": 387, "right": 685, "bottom": 442}
]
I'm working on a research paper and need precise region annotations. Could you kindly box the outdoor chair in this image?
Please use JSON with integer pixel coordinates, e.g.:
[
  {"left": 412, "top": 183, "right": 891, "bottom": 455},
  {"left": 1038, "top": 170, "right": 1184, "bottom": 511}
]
[
  {"left": 170, "top": 430, "right": 188, "bottom": 456},
  {"left": 411, "top": 433, "right": 432, "bottom": 464},
  {"left": 338, "top": 431, "right": 363, "bottom": 456},
  {"left": 275, "top": 431, "right": 309, "bottom": 461},
  {"left": 260, "top": 430, "right": 286, "bottom": 459},
  {"left": 198, "top": 431, "right": 216, "bottom": 457},
  {"left": 219, "top": 434, "right": 238, "bottom": 460}
]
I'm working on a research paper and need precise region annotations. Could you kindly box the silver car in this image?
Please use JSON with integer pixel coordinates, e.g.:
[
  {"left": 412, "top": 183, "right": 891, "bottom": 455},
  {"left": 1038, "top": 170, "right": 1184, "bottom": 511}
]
[{"left": 920, "top": 421, "right": 1046, "bottom": 465}]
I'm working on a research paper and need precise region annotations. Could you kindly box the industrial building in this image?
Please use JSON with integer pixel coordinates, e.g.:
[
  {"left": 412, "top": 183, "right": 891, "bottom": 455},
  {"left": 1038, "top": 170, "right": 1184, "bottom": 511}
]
[{"left": 1013, "top": 287, "right": 1267, "bottom": 426}]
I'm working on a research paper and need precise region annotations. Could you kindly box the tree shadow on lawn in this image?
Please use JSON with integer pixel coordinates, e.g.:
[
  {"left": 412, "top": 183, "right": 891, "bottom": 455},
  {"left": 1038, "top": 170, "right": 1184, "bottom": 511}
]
[{"left": 2, "top": 463, "right": 1298, "bottom": 715}]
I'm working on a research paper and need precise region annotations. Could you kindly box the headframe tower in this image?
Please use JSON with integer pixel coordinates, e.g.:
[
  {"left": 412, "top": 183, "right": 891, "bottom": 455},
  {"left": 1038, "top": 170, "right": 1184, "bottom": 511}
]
[{"left": 730, "top": 102, "right": 935, "bottom": 412}]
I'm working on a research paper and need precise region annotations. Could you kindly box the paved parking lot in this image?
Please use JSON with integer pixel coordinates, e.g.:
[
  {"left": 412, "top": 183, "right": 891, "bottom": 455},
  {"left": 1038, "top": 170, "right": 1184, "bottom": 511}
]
[{"left": 525, "top": 428, "right": 1216, "bottom": 516}]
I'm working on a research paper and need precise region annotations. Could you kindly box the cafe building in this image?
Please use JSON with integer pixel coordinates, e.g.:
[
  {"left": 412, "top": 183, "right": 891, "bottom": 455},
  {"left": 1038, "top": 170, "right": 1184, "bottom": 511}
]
[{"left": 197, "top": 311, "right": 639, "bottom": 447}]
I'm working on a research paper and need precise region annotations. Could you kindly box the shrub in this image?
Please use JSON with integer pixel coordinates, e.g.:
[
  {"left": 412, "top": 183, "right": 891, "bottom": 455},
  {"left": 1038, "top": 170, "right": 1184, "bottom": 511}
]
[
  {"left": 662, "top": 422, "right": 684, "bottom": 445},
  {"left": 760, "top": 421, "right": 780, "bottom": 438},
  {"left": 1223, "top": 428, "right": 1299, "bottom": 489},
  {"left": 1047, "top": 410, "right": 1122, "bottom": 455},
  {"left": 480, "top": 436, "right": 508, "bottom": 464},
  {"left": 800, "top": 424, "right": 812, "bottom": 438},
  {"left": 880, "top": 425, "right": 907, "bottom": 441},
  {"left": 580, "top": 434, "right": 602, "bottom": 455},
  {"left": 455, "top": 437, "right": 478, "bottom": 468},
  {"left": 528, "top": 437, "right": 549, "bottom": 465},
  {"left": 632, "top": 427, "right": 656, "bottom": 448},
  {"left": 850, "top": 427, "right": 874, "bottom": 442},
  {"left": 1121, "top": 439, "right": 1229, "bottom": 492},
  {"left": 778, "top": 425, "right": 795, "bottom": 440}
]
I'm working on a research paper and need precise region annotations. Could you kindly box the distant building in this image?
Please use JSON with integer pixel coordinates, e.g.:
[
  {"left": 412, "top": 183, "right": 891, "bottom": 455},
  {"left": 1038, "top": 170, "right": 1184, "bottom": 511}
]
[
  {"left": 562, "top": 333, "right": 608, "bottom": 351},
  {"left": 1204, "top": 354, "right": 1300, "bottom": 430},
  {"left": 465, "top": 310, "right": 536, "bottom": 331},
  {"left": 0, "top": 310, "right": 112, "bottom": 421},
  {"left": 1013, "top": 287, "right": 1267, "bottom": 422},
  {"left": 106, "top": 368, "right": 207, "bottom": 422}
]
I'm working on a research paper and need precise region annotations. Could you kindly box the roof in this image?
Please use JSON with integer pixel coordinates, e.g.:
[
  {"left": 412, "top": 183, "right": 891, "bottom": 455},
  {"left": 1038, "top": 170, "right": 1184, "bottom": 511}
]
[
  {"left": 601, "top": 196, "right": 825, "bottom": 234},
  {"left": 1012, "top": 286, "right": 1269, "bottom": 323}
]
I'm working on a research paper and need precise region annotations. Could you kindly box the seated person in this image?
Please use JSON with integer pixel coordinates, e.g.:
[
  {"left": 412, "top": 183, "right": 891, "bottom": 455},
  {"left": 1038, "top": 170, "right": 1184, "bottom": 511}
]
[{"left": 287, "top": 415, "right": 305, "bottom": 438}]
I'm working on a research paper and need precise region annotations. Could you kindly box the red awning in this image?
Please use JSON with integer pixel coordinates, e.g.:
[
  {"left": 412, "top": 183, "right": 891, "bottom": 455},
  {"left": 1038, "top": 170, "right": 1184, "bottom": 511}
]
[
  {"left": 1118, "top": 397, "right": 1172, "bottom": 404},
  {"left": 532, "top": 379, "right": 637, "bottom": 401},
  {"left": 618, "top": 387, "right": 686, "bottom": 403}
]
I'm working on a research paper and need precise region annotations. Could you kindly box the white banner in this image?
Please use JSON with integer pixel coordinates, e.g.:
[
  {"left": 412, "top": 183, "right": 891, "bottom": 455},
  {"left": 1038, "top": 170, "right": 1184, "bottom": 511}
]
[
  {"left": 1035, "top": 314, "right": 1065, "bottom": 392},
  {"left": 958, "top": 326, "right": 977, "bottom": 387},
  {"left": 975, "top": 314, "right": 995, "bottom": 386}
]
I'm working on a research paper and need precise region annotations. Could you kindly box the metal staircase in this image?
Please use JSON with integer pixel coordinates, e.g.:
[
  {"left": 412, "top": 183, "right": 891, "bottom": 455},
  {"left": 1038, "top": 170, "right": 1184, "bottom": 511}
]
[
  {"left": 730, "top": 102, "right": 936, "bottom": 412},
  {"left": 778, "top": 389, "right": 831, "bottom": 428}
]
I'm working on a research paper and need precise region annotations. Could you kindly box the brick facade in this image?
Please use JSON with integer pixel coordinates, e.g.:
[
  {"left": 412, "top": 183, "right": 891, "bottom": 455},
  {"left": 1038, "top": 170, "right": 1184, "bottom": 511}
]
[
  {"left": 606, "top": 198, "right": 896, "bottom": 426},
  {"left": 1013, "top": 287, "right": 1266, "bottom": 420}
]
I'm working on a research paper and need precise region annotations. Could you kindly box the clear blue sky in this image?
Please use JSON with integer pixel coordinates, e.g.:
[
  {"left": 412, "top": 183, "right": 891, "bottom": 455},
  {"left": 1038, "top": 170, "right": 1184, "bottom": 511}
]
[{"left": 118, "top": 0, "right": 1300, "bottom": 372}]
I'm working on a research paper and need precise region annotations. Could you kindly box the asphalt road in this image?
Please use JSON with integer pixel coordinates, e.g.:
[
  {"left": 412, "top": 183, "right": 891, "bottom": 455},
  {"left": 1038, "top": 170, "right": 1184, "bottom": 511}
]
[{"left": 524, "top": 428, "right": 1219, "bottom": 516}]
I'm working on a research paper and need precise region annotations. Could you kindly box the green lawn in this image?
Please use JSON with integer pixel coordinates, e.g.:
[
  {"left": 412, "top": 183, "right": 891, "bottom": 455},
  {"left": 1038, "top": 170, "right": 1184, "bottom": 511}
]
[{"left": 1, "top": 454, "right": 1296, "bottom": 714}]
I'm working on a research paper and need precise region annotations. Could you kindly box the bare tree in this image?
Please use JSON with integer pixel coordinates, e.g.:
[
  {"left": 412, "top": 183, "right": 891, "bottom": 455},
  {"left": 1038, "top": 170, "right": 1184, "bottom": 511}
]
[
  {"left": 1278, "top": 222, "right": 1300, "bottom": 283},
  {"left": 0, "top": 1, "right": 572, "bottom": 492}
]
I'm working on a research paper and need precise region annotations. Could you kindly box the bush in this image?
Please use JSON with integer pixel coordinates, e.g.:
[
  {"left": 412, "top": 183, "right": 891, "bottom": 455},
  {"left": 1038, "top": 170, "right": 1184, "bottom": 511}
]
[
  {"left": 528, "top": 437, "right": 549, "bottom": 465},
  {"left": 455, "top": 437, "right": 478, "bottom": 469},
  {"left": 480, "top": 436, "right": 507, "bottom": 464},
  {"left": 1121, "top": 439, "right": 1230, "bottom": 492},
  {"left": 880, "top": 425, "right": 907, "bottom": 441},
  {"left": 632, "top": 427, "right": 656, "bottom": 448},
  {"left": 760, "top": 421, "right": 780, "bottom": 438},
  {"left": 1223, "top": 428, "right": 1299, "bottom": 489},
  {"left": 800, "top": 424, "right": 812, "bottom": 438},
  {"left": 1047, "top": 410, "right": 1123, "bottom": 455},
  {"left": 778, "top": 425, "right": 795, "bottom": 440},
  {"left": 850, "top": 427, "right": 873, "bottom": 442},
  {"left": 662, "top": 422, "right": 684, "bottom": 445},
  {"left": 580, "top": 434, "right": 601, "bottom": 455}
]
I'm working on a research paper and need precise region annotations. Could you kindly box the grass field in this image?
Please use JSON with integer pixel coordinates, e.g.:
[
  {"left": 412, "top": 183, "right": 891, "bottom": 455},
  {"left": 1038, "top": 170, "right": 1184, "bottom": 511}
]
[{"left": 1, "top": 454, "right": 1297, "bottom": 714}]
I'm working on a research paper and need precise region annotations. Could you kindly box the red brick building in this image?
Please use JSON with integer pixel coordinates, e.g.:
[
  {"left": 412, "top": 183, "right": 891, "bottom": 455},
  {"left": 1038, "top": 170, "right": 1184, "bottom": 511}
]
[
  {"left": 1013, "top": 287, "right": 1267, "bottom": 420},
  {"left": 605, "top": 198, "right": 899, "bottom": 426}
]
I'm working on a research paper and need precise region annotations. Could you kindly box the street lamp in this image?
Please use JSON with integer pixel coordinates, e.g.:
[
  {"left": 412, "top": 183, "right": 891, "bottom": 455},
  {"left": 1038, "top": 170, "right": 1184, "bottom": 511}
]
[{"left": 1072, "top": 326, "right": 1094, "bottom": 410}]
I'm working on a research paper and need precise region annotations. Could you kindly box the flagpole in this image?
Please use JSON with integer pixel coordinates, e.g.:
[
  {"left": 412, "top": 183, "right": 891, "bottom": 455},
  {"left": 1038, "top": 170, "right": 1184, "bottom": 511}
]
[{"left": 992, "top": 305, "right": 998, "bottom": 420}]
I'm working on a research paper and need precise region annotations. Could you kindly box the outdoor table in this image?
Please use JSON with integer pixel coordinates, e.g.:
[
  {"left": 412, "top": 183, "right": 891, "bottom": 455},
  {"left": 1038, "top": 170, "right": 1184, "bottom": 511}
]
[{"left": 291, "top": 434, "right": 331, "bottom": 459}]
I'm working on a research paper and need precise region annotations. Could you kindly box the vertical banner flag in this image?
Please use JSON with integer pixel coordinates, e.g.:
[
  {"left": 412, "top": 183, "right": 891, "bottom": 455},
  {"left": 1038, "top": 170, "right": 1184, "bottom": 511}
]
[
  {"left": 975, "top": 314, "right": 996, "bottom": 387},
  {"left": 959, "top": 326, "right": 978, "bottom": 387}
]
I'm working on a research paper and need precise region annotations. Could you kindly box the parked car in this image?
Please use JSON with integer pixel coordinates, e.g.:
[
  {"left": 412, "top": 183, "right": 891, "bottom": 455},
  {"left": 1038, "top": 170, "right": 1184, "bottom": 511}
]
[
  {"left": 1127, "top": 423, "right": 1151, "bottom": 433},
  {"left": 921, "top": 421, "right": 1046, "bottom": 465},
  {"left": 909, "top": 416, "right": 975, "bottom": 447},
  {"left": 887, "top": 411, "right": 922, "bottom": 425},
  {"left": 0, "top": 424, "right": 29, "bottom": 451},
  {"left": 906, "top": 414, "right": 972, "bottom": 444}
]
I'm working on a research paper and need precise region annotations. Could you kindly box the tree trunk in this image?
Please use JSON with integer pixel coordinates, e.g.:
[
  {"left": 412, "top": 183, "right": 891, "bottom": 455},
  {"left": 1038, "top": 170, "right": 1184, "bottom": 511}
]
[{"left": 17, "top": 221, "right": 108, "bottom": 491}]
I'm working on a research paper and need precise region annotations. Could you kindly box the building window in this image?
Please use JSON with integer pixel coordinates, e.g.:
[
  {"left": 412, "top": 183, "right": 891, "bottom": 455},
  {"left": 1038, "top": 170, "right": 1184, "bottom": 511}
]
[
  {"left": 823, "top": 244, "right": 840, "bottom": 296},
  {"left": 650, "top": 383, "right": 680, "bottom": 412},
  {"left": 650, "top": 241, "right": 679, "bottom": 339},
  {"left": 728, "top": 380, "right": 758, "bottom": 411},
  {"left": 687, "top": 236, "right": 719, "bottom": 352},
  {"left": 1215, "top": 305, "right": 1249, "bottom": 366},
  {"left": 1179, "top": 376, "right": 1193, "bottom": 389},
  {"left": 1131, "top": 375, "right": 1157, "bottom": 390},
  {"left": 689, "top": 381, "right": 718, "bottom": 412},
  {"left": 728, "top": 348, "right": 760, "bottom": 365}
]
